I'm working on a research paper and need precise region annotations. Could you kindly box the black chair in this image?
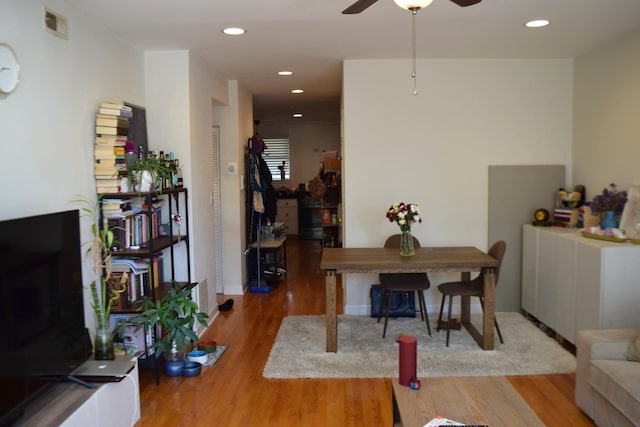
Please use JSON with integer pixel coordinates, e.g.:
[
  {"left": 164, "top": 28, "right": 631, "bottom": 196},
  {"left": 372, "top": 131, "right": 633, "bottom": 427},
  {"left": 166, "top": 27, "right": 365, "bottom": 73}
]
[
  {"left": 378, "top": 234, "right": 432, "bottom": 338},
  {"left": 436, "top": 240, "right": 506, "bottom": 347}
]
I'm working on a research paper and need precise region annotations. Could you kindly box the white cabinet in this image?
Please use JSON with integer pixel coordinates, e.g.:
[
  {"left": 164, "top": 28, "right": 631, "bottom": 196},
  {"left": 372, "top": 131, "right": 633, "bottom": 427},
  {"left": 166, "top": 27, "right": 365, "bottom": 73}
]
[
  {"left": 61, "top": 363, "right": 140, "bottom": 427},
  {"left": 18, "top": 363, "right": 140, "bottom": 427},
  {"left": 276, "top": 198, "right": 298, "bottom": 235},
  {"left": 522, "top": 225, "right": 640, "bottom": 344}
]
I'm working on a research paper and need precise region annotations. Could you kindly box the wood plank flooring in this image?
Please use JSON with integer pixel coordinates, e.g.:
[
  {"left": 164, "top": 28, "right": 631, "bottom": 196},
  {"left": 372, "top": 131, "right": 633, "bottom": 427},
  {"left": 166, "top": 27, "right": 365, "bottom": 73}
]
[{"left": 135, "top": 237, "right": 594, "bottom": 427}]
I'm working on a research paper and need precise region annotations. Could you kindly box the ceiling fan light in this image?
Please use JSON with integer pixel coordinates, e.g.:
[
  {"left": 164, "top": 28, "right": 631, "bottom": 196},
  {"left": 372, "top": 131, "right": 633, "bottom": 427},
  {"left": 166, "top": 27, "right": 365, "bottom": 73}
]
[{"left": 394, "top": 0, "right": 433, "bottom": 10}]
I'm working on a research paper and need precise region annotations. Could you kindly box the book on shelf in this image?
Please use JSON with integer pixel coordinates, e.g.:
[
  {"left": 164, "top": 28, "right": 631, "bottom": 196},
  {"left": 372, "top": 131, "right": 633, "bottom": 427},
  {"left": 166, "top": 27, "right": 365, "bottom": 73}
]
[
  {"left": 94, "top": 168, "right": 119, "bottom": 177},
  {"left": 94, "top": 157, "right": 122, "bottom": 165},
  {"left": 94, "top": 146, "right": 126, "bottom": 157},
  {"left": 95, "top": 135, "right": 127, "bottom": 146},
  {"left": 94, "top": 165, "right": 120, "bottom": 174},
  {"left": 102, "top": 198, "right": 132, "bottom": 214},
  {"left": 96, "top": 187, "right": 120, "bottom": 194},
  {"left": 96, "top": 125, "right": 130, "bottom": 136},
  {"left": 95, "top": 178, "right": 120, "bottom": 186},
  {"left": 100, "top": 101, "right": 132, "bottom": 111},
  {"left": 99, "top": 107, "right": 133, "bottom": 118},
  {"left": 96, "top": 115, "right": 130, "bottom": 128}
]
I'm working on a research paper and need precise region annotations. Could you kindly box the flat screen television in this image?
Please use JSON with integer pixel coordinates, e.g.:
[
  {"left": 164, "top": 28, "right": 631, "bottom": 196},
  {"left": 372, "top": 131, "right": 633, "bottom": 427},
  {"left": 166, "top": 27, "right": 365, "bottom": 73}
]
[{"left": 0, "top": 209, "right": 90, "bottom": 426}]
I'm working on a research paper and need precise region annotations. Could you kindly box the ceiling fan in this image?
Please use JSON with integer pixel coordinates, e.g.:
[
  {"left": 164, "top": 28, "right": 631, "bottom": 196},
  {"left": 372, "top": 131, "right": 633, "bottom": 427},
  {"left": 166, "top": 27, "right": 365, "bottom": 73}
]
[{"left": 343, "top": 0, "right": 481, "bottom": 14}]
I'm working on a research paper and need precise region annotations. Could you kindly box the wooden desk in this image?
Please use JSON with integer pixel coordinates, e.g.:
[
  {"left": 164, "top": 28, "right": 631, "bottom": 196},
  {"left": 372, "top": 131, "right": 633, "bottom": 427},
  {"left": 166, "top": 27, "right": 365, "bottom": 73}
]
[
  {"left": 320, "top": 247, "right": 498, "bottom": 352},
  {"left": 392, "top": 377, "right": 544, "bottom": 427}
]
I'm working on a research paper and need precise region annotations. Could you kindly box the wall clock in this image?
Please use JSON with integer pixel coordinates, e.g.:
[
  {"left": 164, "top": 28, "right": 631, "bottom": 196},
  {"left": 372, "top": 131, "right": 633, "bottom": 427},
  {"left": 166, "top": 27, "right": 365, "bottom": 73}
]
[{"left": 0, "top": 43, "right": 20, "bottom": 94}]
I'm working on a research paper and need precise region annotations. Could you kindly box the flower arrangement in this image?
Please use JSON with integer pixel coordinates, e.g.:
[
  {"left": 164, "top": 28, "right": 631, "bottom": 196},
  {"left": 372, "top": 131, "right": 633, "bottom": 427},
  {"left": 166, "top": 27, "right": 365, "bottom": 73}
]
[
  {"left": 590, "top": 183, "right": 628, "bottom": 214},
  {"left": 386, "top": 202, "right": 422, "bottom": 232}
]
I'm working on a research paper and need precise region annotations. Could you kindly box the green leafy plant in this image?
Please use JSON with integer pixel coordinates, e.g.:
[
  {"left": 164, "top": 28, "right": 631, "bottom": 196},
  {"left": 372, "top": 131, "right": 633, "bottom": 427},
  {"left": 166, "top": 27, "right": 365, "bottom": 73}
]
[
  {"left": 128, "top": 156, "right": 173, "bottom": 192},
  {"left": 123, "top": 281, "right": 208, "bottom": 358},
  {"left": 75, "top": 195, "right": 128, "bottom": 330}
]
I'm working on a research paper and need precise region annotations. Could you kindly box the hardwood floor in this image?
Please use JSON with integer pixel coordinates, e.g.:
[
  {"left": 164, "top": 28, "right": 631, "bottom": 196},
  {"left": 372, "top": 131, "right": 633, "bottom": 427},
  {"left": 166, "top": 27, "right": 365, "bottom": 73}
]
[{"left": 135, "top": 237, "right": 594, "bottom": 427}]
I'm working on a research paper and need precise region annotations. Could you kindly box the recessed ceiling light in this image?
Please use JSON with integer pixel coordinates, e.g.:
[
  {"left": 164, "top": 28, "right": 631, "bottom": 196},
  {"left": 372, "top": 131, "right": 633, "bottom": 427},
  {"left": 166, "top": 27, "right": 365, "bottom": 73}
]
[
  {"left": 222, "top": 27, "right": 246, "bottom": 35},
  {"left": 291, "top": 89, "right": 304, "bottom": 94},
  {"left": 293, "top": 113, "right": 303, "bottom": 118},
  {"left": 525, "top": 19, "right": 550, "bottom": 28},
  {"left": 278, "top": 71, "right": 293, "bottom": 76}
]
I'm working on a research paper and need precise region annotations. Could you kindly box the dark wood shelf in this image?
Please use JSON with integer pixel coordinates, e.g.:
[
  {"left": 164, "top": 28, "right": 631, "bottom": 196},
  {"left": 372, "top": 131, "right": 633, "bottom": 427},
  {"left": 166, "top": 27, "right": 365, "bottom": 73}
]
[
  {"left": 99, "top": 187, "right": 191, "bottom": 385},
  {"left": 109, "top": 235, "right": 189, "bottom": 256}
]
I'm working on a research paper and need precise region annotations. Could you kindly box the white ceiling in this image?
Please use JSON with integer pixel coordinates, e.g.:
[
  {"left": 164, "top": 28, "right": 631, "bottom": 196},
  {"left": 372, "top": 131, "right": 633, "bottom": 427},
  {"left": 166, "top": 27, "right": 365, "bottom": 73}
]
[{"left": 68, "top": 0, "right": 640, "bottom": 122}]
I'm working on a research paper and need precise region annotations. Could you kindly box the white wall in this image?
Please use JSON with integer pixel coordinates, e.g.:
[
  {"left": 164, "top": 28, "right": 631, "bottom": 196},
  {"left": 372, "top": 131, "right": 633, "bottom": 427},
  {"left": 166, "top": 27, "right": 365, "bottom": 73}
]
[
  {"left": 573, "top": 29, "right": 640, "bottom": 198},
  {"left": 0, "top": 0, "right": 145, "bottom": 332},
  {"left": 342, "top": 58, "right": 573, "bottom": 314},
  {"left": 214, "top": 81, "right": 254, "bottom": 294},
  {"left": 257, "top": 120, "right": 341, "bottom": 188},
  {"left": 144, "top": 50, "right": 232, "bottom": 321}
]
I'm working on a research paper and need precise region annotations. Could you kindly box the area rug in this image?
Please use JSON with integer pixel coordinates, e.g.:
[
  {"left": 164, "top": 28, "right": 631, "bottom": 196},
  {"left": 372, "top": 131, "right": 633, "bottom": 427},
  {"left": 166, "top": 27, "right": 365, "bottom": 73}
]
[
  {"left": 202, "top": 345, "right": 228, "bottom": 367},
  {"left": 263, "top": 312, "right": 576, "bottom": 379}
]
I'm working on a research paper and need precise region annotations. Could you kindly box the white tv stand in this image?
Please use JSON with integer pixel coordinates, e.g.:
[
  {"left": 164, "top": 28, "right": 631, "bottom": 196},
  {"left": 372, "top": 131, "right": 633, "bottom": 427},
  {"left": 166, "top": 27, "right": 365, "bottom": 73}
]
[{"left": 15, "top": 362, "right": 140, "bottom": 427}]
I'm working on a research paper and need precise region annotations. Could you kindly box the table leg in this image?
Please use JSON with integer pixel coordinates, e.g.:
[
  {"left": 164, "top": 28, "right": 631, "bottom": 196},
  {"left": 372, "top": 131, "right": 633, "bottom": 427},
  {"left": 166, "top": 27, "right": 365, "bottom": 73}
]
[
  {"left": 459, "top": 270, "right": 495, "bottom": 350},
  {"left": 482, "top": 268, "right": 496, "bottom": 350},
  {"left": 325, "top": 269, "right": 337, "bottom": 352},
  {"left": 460, "top": 272, "right": 471, "bottom": 324}
]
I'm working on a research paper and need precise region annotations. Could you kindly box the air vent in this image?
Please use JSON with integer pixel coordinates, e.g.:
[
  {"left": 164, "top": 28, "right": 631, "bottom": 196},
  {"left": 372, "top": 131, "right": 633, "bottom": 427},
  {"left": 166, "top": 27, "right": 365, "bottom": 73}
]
[{"left": 44, "top": 7, "right": 68, "bottom": 39}]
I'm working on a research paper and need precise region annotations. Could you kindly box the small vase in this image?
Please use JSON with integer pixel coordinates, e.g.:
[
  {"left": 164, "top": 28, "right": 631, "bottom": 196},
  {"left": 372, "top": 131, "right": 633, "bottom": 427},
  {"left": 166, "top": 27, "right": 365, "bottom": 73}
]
[
  {"left": 400, "top": 229, "right": 415, "bottom": 257},
  {"left": 600, "top": 210, "right": 618, "bottom": 229},
  {"left": 94, "top": 325, "right": 115, "bottom": 360}
]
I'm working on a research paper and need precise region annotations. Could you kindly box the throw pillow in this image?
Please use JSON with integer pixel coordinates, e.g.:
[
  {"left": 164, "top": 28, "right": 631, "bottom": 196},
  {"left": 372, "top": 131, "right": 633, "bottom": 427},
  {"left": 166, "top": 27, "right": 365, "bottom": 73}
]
[{"left": 627, "top": 335, "right": 640, "bottom": 362}]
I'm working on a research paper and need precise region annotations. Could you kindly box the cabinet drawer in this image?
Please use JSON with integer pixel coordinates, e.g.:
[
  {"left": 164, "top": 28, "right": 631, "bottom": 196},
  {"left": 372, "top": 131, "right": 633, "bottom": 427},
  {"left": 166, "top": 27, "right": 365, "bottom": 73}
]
[
  {"left": 277, "top": 199, "right": 298, "bottom": 209},
  {"left": 278, "top": 207, "right": 297, "bottom": 220}
]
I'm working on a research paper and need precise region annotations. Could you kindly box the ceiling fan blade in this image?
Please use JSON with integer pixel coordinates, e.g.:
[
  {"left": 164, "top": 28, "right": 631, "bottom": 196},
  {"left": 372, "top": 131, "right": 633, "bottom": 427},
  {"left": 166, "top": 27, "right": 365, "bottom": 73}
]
[
  {"left": 342, "top": 0, "right": 378, "bottom": 14},
  {"left": 449, "top": 0, "right": 481, "bottom": 6}
]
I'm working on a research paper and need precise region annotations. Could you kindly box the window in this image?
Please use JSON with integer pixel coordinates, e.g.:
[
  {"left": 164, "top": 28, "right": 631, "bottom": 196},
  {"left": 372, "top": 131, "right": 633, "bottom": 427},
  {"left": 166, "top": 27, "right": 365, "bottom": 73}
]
[{"left": 263, "top": 138, "right": 290, "bottom": 181}]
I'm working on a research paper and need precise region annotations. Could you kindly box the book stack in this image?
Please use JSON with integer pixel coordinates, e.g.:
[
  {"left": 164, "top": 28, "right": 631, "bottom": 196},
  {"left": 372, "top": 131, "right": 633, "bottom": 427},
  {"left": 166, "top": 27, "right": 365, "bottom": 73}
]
[
  {"left": 101, "top": 197, "right": 134, "bottom": 217},
  {"left": 552, "top": 207, "right": 579, "bottom": 227},
  {"left": 94, "top": 102, "right": 132, "bottom": 193}
]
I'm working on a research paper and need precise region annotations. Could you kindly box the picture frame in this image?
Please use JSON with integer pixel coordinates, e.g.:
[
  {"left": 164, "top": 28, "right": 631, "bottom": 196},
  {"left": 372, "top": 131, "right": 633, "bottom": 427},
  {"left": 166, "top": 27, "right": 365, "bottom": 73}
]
[
  {"left": 619, "top": 184, "right": 640, "bottom": 238},
  {"left": 122, "top": 322, "right": 147, "bottom": 356}
]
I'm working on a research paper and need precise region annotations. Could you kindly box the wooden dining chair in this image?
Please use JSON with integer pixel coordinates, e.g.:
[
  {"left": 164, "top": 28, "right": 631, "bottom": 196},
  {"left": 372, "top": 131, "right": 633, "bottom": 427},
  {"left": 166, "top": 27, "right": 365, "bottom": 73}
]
[
  {"left": 436, "top": 240, "right": 507, "bottom": 347},
  {"left": 378, "top": 234, "right": 432, "bottom": 338}
]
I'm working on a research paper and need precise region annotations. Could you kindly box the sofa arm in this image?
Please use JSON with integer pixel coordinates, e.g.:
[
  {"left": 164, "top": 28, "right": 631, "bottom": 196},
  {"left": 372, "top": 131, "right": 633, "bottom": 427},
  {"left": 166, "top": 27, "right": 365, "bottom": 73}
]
[{"left": 575, "top": 328, "right": 640, "bottom": 419}]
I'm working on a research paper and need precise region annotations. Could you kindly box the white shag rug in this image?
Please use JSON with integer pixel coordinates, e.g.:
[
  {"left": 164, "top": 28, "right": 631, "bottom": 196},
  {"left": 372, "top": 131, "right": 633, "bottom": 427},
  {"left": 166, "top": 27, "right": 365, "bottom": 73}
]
[{"left": 263, "top": 312, "right": 576, "bottom": 379}]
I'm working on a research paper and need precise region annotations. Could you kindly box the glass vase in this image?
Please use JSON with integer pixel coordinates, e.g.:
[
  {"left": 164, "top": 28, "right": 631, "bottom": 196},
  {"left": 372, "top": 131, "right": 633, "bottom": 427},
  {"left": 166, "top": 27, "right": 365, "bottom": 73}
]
[
  {"left": 399, "top": 229, "right": 415, "bottom": 257},
  {"left": 600, "top": 210, "right": 618, "bottom": 229},
  {"left": 94, "top": 325, "right": 115, "bottom": 360}
]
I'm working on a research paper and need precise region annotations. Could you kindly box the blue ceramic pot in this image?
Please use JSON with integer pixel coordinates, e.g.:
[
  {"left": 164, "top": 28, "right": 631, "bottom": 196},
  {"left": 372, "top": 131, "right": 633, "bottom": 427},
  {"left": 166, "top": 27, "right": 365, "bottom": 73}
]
[
  {"left": 601, "top": 210, "right": 618, "bottom": 229},
  {"left": 164, "top": 359, "right": 186, "bottom": 377}
]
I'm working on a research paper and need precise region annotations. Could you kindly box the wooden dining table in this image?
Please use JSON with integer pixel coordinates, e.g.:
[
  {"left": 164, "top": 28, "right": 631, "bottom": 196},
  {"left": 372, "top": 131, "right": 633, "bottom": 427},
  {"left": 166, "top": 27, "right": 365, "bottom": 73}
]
[{"left": 320, "top": 246, "right": 499, "bottom": 352}]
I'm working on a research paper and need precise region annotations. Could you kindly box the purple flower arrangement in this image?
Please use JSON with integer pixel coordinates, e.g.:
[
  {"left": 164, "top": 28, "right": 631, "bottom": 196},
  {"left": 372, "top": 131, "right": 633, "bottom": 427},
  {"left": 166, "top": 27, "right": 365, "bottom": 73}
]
[{"left": 590, "top": 183, "right": 627, "bottom": 214}]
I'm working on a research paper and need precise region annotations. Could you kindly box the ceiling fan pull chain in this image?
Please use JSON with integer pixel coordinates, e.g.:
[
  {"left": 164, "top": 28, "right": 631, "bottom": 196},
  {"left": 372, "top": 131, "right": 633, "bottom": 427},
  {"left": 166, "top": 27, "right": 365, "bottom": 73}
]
[{"left": 411, "top": 8, "right": 419, "bottom": 96}]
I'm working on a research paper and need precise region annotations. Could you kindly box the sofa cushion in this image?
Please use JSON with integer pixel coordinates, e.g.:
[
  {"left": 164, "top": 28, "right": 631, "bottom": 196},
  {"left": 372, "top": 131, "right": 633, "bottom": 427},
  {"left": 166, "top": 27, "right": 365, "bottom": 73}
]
[
  {"left": 627, "top": 335, "right": 640, "bottom": 362},
  {"left": 589, "top": 359, "right": 640, "bottom": 425}
]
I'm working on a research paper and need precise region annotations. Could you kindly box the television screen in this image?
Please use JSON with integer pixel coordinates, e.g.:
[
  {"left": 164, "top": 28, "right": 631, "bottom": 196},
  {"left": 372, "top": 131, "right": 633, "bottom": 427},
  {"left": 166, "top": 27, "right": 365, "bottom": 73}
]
[{"left": 0, "top": 209, "right": 90, "bottom": 426}]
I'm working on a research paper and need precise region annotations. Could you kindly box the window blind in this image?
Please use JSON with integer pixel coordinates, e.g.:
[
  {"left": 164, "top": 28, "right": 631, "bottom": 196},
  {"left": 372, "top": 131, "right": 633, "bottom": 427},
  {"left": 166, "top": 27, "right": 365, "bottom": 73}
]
[{"left": 263, "top": 138, "right": 290, "bottom": 181}]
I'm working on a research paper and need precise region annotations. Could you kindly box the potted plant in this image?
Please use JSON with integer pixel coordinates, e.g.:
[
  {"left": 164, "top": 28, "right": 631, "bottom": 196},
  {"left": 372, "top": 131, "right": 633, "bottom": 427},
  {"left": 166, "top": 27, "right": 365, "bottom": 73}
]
[
  {"left": 76, "top": 195, "right": 128, "bottom": 360},
  {"left": 128, "top": 155, "right": 172, "bottom": 192},
  {"left": 590, "top": 183, "right": 628, "bottom": 229},
  {"left": 122, "top": 281, "right": 208, "bottom": 374}
]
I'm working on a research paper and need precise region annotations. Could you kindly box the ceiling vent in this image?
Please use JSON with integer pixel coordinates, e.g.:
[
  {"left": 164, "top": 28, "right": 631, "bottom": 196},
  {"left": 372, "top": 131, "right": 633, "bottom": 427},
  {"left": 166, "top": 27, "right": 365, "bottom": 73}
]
[{"left": 44, "top": 7, "right": 68, "bottom": 39}]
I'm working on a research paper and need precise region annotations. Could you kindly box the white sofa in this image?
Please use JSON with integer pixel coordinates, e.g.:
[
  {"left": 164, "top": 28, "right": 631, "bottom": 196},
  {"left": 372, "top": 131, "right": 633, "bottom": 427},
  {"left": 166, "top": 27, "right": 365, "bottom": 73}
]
[{"left": 575, "top": 328, "right": 640, "bottom": 427}]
